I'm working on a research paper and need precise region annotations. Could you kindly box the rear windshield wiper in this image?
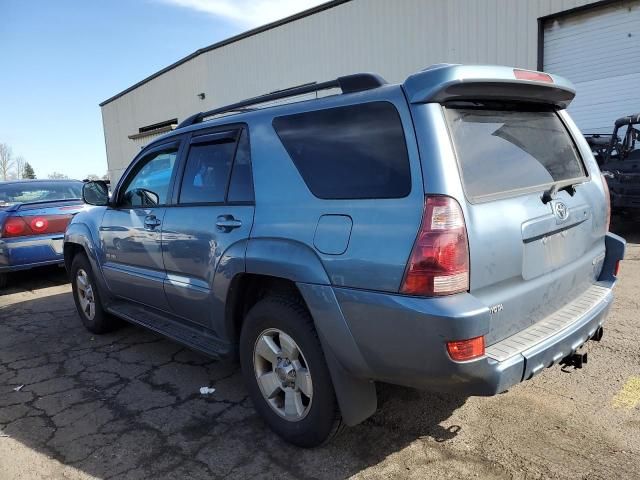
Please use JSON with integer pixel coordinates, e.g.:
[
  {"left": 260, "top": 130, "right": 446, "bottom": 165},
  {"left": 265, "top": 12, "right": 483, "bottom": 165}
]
[{"left": 541, "top": 182, "right": 577, "bottom": 204}]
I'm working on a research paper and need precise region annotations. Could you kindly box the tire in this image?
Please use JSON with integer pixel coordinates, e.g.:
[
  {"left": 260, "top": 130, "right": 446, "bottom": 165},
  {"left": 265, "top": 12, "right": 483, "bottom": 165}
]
[
  {"left": 240, "top": 295, "right": 342, "bottom": 448},
  {"left": 0, "top": 273, "right": 7, "bottom": 289},
  {"left": 70, "top": 253, "right": 119, "bottom": 334}
]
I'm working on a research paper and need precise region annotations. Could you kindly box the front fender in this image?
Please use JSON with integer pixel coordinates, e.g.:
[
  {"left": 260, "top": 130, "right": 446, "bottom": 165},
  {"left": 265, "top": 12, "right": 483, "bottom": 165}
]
[{"left": 64, "top": 222, "right": 110, "bottom": 298}]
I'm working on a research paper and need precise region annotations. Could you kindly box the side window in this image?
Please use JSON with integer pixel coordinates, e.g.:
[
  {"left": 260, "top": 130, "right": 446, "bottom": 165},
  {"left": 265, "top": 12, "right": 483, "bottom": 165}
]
[
  {"left": 179, "top": 138, "right": 236, "bottom": 204},
  {"left": 120, "top": 149, "right": 178, "bottom": 207},
  {"left": 227, "top": 129, "right": 254, "bottom": 202},
  {"left": 272, "top": 102, "right": 411, "bottom": 199},
  {"left": 178, "top": 128, "right": 254, "bottom": 204}
]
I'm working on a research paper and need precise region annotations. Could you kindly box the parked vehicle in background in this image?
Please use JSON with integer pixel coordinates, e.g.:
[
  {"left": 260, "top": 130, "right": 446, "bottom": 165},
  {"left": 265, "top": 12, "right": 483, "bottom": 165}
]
[
  {"left": 65, "top": 64, "right": 624, "bottom": 447},
  {"left": 0, "top": 180, "right": 84, "bottom": 289},
  {"left": 585, "top": 113, "right": 640, "bottom": 213}
]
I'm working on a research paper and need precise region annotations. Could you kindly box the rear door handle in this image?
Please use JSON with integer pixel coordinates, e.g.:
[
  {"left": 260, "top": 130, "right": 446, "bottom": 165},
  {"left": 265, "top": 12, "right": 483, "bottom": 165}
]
[
  {"left": 216, "top": 215, "right": 242, "bottom": 231},
  {"left": 144, "top": 215, "right": 161, "bottom": 229}
]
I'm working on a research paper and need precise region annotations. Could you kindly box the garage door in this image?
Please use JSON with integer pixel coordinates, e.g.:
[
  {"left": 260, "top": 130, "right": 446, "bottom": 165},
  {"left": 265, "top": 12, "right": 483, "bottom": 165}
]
[{"left": 543, "top": 1, "right": 640, "bottom": 134}]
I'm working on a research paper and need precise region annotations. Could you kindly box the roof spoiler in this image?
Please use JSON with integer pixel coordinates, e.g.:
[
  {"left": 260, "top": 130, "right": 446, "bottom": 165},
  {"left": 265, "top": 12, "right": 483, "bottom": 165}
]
[{"left": 402, "top": 64, "right": 576, "bottom": 109}]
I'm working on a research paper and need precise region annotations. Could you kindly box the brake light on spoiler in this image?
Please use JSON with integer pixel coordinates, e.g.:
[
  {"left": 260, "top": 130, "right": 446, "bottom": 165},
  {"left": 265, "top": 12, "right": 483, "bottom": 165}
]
[
  {"left": 402, "top": 64, "right": 574, "bottom": 109},
  {"left": 1, "top": 214, "right": 74, "bottom": 238},
  {"left": 513, "top": 69, "right": 553, "bottom": 83}
]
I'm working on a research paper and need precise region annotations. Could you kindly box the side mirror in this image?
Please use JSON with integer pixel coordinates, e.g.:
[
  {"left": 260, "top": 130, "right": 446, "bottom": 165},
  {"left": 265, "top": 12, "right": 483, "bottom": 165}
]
[
  {"left": 122, "top": 188, "right": 159, "bottom": 207},
  {"left": 82, "top": 181, "right": 110, "bottom": 206}
]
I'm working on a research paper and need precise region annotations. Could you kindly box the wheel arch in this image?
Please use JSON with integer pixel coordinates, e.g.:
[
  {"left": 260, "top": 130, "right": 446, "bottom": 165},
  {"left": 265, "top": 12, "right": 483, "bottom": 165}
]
[
  {"left": 225, "top": 238, "right": 377, "bottom": 426},
  {"left": 64, "top": 222, "right": 110, "bottom": 297}
]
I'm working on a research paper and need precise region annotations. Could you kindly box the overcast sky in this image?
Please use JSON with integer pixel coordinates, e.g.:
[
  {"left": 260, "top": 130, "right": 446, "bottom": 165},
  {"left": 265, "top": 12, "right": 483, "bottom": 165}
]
[{"left": 0, "top": 0, "right": 325, "bottom": 180}]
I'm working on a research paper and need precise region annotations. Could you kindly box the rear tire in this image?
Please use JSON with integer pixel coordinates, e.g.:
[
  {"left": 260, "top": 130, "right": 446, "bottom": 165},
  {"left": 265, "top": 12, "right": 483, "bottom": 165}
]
[
  {"left": 70, "top": 253, "right": 119, "bottom": 334},
  {"left": 240, "top": 295, "right": 342, "bottom": 447}
]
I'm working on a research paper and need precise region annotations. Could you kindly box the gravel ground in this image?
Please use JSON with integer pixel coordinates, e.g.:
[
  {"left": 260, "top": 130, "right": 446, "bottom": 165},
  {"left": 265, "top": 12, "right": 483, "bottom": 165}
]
[{"left": 0, "top": 219, "right": 638, "bottom": 480}]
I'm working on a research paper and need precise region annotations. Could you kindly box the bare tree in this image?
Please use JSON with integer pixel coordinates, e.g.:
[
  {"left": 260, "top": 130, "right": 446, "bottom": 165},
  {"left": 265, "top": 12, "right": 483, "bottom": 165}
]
[
  {"left": 0, "top": 143, "right": 14, "bottom": 181},
  {"left": 14, "top": 156, "right": 25, "bottom": 180},
  {"left": 85, "top": 173, "right": 100, "bottom": 181},
  {"left": 48, "top": 172, "right": 69, "bottom": 179}
]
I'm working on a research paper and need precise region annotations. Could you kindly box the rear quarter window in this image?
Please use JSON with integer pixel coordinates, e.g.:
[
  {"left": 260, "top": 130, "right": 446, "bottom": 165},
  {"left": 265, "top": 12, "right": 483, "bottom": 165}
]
[
  {"left": 444, "top": 106, "right": 586, "bottom": 201},
  {"left": 273, "top": 102, "right": 411, "bottom": 199}
]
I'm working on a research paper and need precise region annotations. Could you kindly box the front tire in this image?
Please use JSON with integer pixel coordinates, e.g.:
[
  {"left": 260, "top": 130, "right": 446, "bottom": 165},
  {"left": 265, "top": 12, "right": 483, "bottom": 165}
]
[
  {"left": 240, "top": 295, "right": 342, "bottom": 447},
  {"left": 70, "top": 253, "right": 119, "bottom": 334}
]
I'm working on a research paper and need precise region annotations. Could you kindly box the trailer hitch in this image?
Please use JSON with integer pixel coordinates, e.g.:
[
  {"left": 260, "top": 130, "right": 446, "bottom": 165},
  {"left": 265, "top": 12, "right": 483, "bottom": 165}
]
[{"left": 560, "top": 348, "right": 588, "bottom": 371}]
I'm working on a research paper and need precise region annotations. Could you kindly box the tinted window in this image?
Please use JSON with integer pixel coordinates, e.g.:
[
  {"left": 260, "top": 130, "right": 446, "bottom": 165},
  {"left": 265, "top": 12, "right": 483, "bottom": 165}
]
[
  {"left": 444, "top": 107, "right": 586, "bottom": 200},
  {"left": 121, "top": 149, "right": 177, "bottom": 207},
  {"left": 273, "top": 102, "right": 411, "bottom": 199},
  {"left": 179, "top": 138, "right": 236, "bottom": 204},
  {"left": 227, "top": 129, "right": 254, "bottom": 202},
  {"left": 0, "top": 181, "right": 82, "bottom": 207}
]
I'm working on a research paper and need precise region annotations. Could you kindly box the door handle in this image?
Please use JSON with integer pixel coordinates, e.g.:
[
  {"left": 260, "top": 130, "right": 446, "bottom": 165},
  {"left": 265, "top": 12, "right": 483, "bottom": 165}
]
[
  {"left": 144, "top": 215, "right": 161, "bottom": 229},
  {"left": 216, "top": 215, "right": 242, "bottom": 231}
]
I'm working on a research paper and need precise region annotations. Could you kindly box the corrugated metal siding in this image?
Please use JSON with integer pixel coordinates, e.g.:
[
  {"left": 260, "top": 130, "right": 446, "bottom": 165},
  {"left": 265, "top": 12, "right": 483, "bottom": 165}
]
[
  {"left": 544, "top": 0, "right": 640, "bottom": 133},
  {"left": 102, "top": 0, "right": 600, "bottom": 181}
]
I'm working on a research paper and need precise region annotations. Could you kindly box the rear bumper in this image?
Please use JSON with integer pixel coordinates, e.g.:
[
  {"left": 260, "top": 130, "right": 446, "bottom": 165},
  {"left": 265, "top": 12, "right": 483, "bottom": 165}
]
[
  {"left": 332, "top": 283, "right": 612, "bottom": 395},
  {"left": 319, "top": 233, "right": 625, "bottom": 396},
  {"left": 0, "top": 235, "right": 65, "bottom": 272}
]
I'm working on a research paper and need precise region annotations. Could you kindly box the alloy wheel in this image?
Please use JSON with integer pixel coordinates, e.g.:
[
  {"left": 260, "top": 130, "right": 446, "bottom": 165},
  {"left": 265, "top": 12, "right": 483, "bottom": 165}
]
[
  {"left": 76, "top": 269, "right": 96, "bottom": 321},
  {"left": 253, "top": 328, "right": 313, "bottom": 421}
]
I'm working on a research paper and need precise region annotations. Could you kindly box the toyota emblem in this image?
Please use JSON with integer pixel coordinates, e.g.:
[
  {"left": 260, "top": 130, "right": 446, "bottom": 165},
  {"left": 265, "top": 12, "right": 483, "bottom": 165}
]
[{"left": 554, "top": 201, "right": 569, "bottom": 221}]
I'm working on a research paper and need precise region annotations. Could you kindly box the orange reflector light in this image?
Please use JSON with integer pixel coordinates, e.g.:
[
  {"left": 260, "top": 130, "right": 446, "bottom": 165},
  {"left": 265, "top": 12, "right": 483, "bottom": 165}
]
[
  {"left": 447, "top": 336, "right": 485, "bottom": 361},
  {"left": 614, "top": 260, "right": 621, "bottom": 277},
  {"left": 513, "top": 69, "right": 553, "bottom": 83}
]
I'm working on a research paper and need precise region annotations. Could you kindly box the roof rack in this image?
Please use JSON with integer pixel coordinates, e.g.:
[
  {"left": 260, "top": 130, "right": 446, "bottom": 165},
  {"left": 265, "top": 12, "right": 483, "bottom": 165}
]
[{"left": 176, "top": 72, "right": 387, "bottom": 129}]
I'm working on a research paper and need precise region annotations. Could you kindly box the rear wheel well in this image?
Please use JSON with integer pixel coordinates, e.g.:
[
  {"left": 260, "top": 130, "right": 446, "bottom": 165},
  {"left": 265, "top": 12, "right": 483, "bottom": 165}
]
[{"left": 226, "top": 274, "right": 307, "bottom": 344}]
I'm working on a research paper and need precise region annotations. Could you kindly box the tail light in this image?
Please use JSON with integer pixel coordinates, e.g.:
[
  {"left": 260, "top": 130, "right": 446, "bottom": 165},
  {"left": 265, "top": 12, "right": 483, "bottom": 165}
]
[
  {"left": 601, "top": 174, "right": 611, "bottom": 232},
  {"left": 401, "top": 196, "right": 470, "bottom": 296},
  {"left": 447, "top": 336, "right": 485, "bottom": 361},
  {"left": 1, "top": 215, "right": 73, "bottom": 238},
  {"left": 3, "top": 217, "right": 28, "bottom": 237}
]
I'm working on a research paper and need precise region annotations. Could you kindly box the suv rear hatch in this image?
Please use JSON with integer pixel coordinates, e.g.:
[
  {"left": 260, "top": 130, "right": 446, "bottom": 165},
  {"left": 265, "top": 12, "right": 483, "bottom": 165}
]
[{"left": 405, "top": 65, "right": 609, "bottom": 345}]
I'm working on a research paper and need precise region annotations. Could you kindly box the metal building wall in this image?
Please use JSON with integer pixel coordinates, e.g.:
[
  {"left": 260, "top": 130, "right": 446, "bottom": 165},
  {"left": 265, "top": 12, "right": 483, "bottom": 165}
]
[
  {"left": 101, "top": 0, "right": 599, "bottom": 182},
  {"left": 543, "top": 0, "right": 640, "bottom": 133}
]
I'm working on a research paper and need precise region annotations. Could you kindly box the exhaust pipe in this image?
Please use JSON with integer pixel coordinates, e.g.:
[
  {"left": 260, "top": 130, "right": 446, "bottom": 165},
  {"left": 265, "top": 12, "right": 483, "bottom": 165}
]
[{"left": 591, "top": 326, "right": 604, "bottom": 342}]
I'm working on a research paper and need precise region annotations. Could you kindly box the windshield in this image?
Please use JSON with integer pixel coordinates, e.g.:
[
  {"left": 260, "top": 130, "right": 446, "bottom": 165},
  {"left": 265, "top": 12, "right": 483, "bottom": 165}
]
[
  {"left": 0, "top": 182, "right": 82, "bottom": 207},
  {"left": 444, "top": 106, "right": 586, "bottom": 201}
]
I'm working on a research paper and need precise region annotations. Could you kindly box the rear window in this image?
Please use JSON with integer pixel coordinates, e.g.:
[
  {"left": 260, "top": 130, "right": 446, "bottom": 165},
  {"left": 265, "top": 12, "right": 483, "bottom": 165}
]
[
  {"left": 273, "top": 102, "right": 411, "bottom": 199},
  {"left": 0, "top": 182, "right": 82, "bottom": 207},
  {"left": 444, "top": 106, "right": 586, "bottom": 201}
]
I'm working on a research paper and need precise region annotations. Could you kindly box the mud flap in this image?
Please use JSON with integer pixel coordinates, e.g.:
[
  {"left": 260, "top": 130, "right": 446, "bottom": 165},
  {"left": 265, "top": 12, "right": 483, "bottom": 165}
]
[
  {"left": 297, "top": 282, "right": 378, "bottom": 426},
  {"left": 599, "top": 232, "right": 625, "bottom": 283},
  {"left": 322, "top": 345, "right": 377, "bottom": 426}
]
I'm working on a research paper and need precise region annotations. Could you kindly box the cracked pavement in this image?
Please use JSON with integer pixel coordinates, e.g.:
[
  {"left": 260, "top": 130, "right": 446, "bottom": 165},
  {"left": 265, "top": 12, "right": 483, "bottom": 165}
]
[{"left": 0, "top": 220, "right": 639, "bottom": 479}]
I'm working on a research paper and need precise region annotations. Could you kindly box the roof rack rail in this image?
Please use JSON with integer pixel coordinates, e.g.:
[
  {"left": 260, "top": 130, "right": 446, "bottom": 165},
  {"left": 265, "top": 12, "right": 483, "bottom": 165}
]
[{"left": 176, "top": 72, "right": 387, "bottom": 129}]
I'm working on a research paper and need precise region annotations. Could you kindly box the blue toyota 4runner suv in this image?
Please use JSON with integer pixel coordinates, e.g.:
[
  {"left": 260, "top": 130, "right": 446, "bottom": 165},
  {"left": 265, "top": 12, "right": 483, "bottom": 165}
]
[{"left": 66, "top": 64, "right": 625, "bottom": 447}]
